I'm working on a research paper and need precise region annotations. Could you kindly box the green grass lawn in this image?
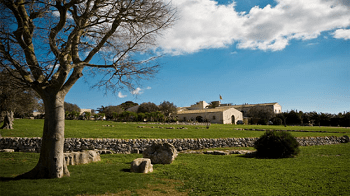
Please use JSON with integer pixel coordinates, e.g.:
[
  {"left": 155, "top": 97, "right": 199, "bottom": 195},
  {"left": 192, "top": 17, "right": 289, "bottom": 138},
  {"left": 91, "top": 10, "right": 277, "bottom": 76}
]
[
  {"left": 1, "top": 119, "right": 349, "bottom": 139},
  {"left": 1, "top": 143, "right": 349, "bottom": 195},
  {"left": 1, "top": 119, "right": 349, "bottom": 195}
]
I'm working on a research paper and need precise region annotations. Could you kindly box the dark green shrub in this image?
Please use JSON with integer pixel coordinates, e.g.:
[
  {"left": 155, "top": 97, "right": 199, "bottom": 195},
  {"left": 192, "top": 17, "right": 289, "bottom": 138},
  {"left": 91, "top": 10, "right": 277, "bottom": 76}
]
[
  {"left": 271, "top": 117, "right": 283, "bottom": 125},
  {"left": 254, "top": 131, "right": 300, "bottom": 158},
  {"left": 257, "top": 119, "right": 267, "bottom": 125}
]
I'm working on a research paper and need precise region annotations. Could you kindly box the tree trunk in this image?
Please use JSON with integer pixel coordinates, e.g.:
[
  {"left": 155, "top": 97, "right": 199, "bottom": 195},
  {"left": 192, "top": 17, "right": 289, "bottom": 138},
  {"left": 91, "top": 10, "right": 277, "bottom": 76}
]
[
  {"left": 0, "top": 111, "right": 14, "bottom": 129},
  {"left": 17, "top": 92, "right": 69, "bottom": 179}
]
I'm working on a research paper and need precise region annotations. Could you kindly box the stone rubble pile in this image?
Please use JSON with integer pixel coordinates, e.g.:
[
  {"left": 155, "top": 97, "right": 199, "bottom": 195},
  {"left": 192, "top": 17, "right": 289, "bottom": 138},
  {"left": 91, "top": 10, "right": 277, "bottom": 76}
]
[
  {"left": 203, "top": 150, "right": 255, "bottom": 155},
  {"left": 64, "top": 150, "right": 101, "bottom": 166},
  {"left": 0, "top": 136, "right": 348, "bottom": 153},
  {"left": 182, "top": 149, "right": 256, "bottom": 156},
  {"left": 238, "top": 128, "right": 347, "bottom": 134},
  {"left": 138, "top": 122, "right": 210, "bottom": 126},
  {"left": 137, "top": 126, "right": 188, "bottom": 129}
]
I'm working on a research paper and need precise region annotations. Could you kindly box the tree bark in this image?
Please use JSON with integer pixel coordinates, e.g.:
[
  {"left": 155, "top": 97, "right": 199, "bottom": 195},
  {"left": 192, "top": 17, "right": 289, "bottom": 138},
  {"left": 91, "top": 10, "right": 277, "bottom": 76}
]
[
  {"left": 17, "top": 92, "right": 69, "bottom": 179},
  {"left": 0, "top": 111, "right": 14, "bottom": 129}
]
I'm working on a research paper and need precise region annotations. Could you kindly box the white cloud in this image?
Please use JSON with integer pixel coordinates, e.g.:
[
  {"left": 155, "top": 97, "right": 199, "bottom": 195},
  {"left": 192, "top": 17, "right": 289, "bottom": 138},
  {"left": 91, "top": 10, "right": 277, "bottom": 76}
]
[
  {"left": 118, "top": 92, "right": 127, "bottom": 98},
  {"left": 130, "top": 87, "right": 151, "bottom": 95},
  {"left": 333, "top": 29, "right": 350, "bottom": 40},
  {"left": 157, "top": 0, "right": 350, "bottom": 54},
  {"left": 52, "top": 10, "right": 73, "bottom": 19},
  {"left": 307, "top": 42, "right": 319, "bottom": 46},
  {"left": 131, "top": 87, "right": 143, "bottom": 95}
]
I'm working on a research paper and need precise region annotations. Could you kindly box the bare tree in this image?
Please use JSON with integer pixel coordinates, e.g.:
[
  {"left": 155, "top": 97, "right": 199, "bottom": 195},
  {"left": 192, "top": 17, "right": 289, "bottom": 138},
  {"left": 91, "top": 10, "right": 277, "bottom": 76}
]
[
  {"left": 0, "top": 0, "right": 174, "bottom": 179},
  {"left": 0, "top": 70, "right": 40, "bottom": 129}
]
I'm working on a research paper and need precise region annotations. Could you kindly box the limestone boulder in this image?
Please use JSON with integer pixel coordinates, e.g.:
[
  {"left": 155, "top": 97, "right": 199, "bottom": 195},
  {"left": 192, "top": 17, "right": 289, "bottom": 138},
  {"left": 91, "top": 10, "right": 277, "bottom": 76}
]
[
  {"left": 0, "top": 149, "right": 15, "bottom": 152},
  {"left": 64, "top": 150, "right": 101, "bottom": 166},
  {"left": 142, "top": 142, "right": 177, "bottom": 164},
  {"left": 130, "top": 158, "right": 153, "bottom": 173}
]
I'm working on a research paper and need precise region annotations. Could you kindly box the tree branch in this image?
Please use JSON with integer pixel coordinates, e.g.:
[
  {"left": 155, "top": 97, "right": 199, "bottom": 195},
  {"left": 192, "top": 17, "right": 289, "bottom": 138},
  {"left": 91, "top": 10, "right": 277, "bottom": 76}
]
[{"left": 3, "top": 0, "right": 44, "bottom": 82}]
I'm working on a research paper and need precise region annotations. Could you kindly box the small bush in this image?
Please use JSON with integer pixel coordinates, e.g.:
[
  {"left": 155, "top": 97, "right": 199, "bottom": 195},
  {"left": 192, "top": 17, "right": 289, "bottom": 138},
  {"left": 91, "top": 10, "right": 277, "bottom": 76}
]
[
  {"left": 271, "top": 117, "right": 283, "bottom": 125},
  {"left": 254, "top": 131, "right": 300, "bottom": 158}
]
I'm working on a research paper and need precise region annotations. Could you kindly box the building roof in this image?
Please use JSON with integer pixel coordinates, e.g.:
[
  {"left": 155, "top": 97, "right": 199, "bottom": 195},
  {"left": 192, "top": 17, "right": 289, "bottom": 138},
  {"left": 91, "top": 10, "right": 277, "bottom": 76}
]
[
  {"left": 177, "top": 107, "right": 237, "bottom": 114},
  {"left": 232, "top": 102, "right": 279, "bottom": 107},
  {"left": 214, "top": 102, "right": 279, "bottom": 110},
  {"left": 80, "top": 109, "right": 92, "bottom": 115}
]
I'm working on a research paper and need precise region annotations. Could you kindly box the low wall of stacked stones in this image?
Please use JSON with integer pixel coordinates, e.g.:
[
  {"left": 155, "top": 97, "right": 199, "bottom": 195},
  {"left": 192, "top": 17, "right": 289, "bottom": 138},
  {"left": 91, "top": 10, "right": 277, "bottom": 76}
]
[{"left": 0, "top": 136, "right": 348, "bottom": 153}]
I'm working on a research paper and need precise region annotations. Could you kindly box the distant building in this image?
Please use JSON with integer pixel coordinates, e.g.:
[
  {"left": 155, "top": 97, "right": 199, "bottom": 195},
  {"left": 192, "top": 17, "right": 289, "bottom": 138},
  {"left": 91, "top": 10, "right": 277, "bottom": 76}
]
[
  {"left": 230, "top": 102, "right": 282, "bottom": 117},
  {"left": 176, "top": 101, "right": 282, "bottom": 124},
  {"left": 33, "top": 111, "right": 44, "bottom": 117},
  {"left": 80, "top": 109, "right": 92, "bottom": 115},
  {"left": 177, "top": 107, "right": 243, "bottom": 124},
  {"left": 177, "top": 101, "right": 243, "bottom": 124}
]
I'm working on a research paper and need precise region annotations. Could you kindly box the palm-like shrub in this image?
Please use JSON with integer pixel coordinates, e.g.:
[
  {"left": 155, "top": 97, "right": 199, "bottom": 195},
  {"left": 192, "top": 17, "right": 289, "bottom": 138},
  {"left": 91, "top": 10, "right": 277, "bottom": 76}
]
[{"left": 254, "top": 131, "right": 300, "bottom": 158}]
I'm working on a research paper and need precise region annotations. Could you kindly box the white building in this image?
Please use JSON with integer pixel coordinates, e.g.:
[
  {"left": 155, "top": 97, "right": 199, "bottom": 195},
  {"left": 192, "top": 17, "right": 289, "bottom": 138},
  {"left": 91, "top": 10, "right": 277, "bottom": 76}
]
[
  {"left": 80, "top": 109, "right": 92, "bottom": 115},
  {"left": 177, "top": 101, "right": 243, "bottom": 124},
  {"left": 176, "top": 101, "right": 282, "bottom": 124}
]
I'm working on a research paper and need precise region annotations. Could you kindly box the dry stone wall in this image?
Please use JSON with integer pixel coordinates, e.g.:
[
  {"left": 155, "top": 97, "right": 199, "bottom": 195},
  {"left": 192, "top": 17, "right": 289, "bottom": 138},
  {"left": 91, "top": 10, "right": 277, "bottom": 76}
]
[{"left": 0, "top": 136, "right": 348, "bottom": 153}]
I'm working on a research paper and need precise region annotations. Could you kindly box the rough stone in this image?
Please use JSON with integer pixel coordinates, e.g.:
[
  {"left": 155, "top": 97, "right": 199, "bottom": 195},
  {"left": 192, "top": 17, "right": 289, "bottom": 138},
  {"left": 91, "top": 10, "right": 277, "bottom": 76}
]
[
  {"left": 98, "top": 150, "right": 114, "bottom": 154},
  {"left": 64, "top": 150, "right": 101, "bottom": 166},
  {"left": 130, "top": 158, "right": 153, "bottom": 173},
  {"left": 0, "top": 149, "right": 14, "bottom": 152},
  {"left": 213, "top": 151, "right": 230, "bottom": 155},
  {"left": 341, "top": 135, "right": 349, "bottom": 143},
  {"left": 203, "top": 151, "right": 214, "bottom": 155},
  {"left": 143, "top": 142, "right": 177, "bottom": 164}
]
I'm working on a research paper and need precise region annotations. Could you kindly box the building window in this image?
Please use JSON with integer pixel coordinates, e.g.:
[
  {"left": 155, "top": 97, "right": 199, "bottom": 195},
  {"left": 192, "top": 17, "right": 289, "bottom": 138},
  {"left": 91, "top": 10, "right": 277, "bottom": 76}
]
[
  {"left": 183, "top": 117, "right": 186, "bottom": 121},
  {"left": 212, "top": 116, "right": 216, "bottom": 120}
]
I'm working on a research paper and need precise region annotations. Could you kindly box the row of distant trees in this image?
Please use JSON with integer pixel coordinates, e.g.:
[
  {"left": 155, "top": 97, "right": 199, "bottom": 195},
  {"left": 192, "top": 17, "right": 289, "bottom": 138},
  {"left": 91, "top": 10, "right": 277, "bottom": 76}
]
[
  {"left": 96, "top": 101, "right": 177, "bottom": 122},
  {"left": 62, "top": 101, "right": 177, "bottom": 122},
  {"left": 246, "top": 107, "right": 350, "bottom": 127}
]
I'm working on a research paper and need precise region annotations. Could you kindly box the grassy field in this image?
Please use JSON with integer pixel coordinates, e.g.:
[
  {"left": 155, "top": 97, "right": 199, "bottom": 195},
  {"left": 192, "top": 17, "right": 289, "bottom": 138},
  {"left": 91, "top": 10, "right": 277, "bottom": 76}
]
[
  {"left": 1, "top": 143, "right": 349, "bottom": 195},
  {"left": 1, "top": 119, "right": 349, "bottom": 139},
  {"left": 1, "top": 119, "right": 349, "bottom": 195}
]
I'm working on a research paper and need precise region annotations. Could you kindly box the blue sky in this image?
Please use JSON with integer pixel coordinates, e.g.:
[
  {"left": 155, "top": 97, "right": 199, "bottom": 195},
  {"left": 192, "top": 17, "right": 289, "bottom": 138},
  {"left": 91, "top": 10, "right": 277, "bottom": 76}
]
[{"left": 65, "top": 0, "right": 350, "bottom": 114}]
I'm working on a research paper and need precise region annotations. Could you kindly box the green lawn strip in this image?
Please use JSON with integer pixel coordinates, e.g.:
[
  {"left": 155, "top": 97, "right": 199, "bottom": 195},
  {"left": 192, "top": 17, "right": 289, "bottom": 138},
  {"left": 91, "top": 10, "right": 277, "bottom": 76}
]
[
  {"left": 154, "top": 143, "right": 350, "bottom": 195},
  {"left": 1, "top": 143, "right": 349, "bottom": 195},
  {"left": 1, "top": 119, "right": 348, "bottom": 138},
  {"left": 230, "top": 124, "right": 350, "bottom": 133},
  {"left": 0, "top": 153, "right": 161, "bottom": 196}
]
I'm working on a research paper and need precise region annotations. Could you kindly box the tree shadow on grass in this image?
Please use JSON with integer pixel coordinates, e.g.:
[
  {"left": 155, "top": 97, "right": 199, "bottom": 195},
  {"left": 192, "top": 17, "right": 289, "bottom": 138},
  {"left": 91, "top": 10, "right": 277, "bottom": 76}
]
[
  {"left": 120, "top": 161, "right": 133, "bottom": 172},
  {"left": 0, "top": 176, "right": 21, "bottom": 182},
  {"left": 121, "top": 168, "right": 131, "bottom": 172},
  {"left": 236, "top": 154, "right": 256, "bottom": 159},
  {"left": 237, "top": 153, "right": 297, "bottom": 159}
]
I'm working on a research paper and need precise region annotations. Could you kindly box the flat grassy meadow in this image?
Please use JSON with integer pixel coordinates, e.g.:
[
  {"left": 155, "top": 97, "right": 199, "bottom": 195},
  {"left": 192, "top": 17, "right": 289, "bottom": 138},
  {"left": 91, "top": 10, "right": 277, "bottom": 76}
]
[
  {"left": 1, "top": 119, "right": 349, "bottom": 195},
  {"left": 1, "top": 119, "right": 349, "bottom": 139},
  {"left": 1, "top": 143, "right": 349, "bottom": 195}
]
